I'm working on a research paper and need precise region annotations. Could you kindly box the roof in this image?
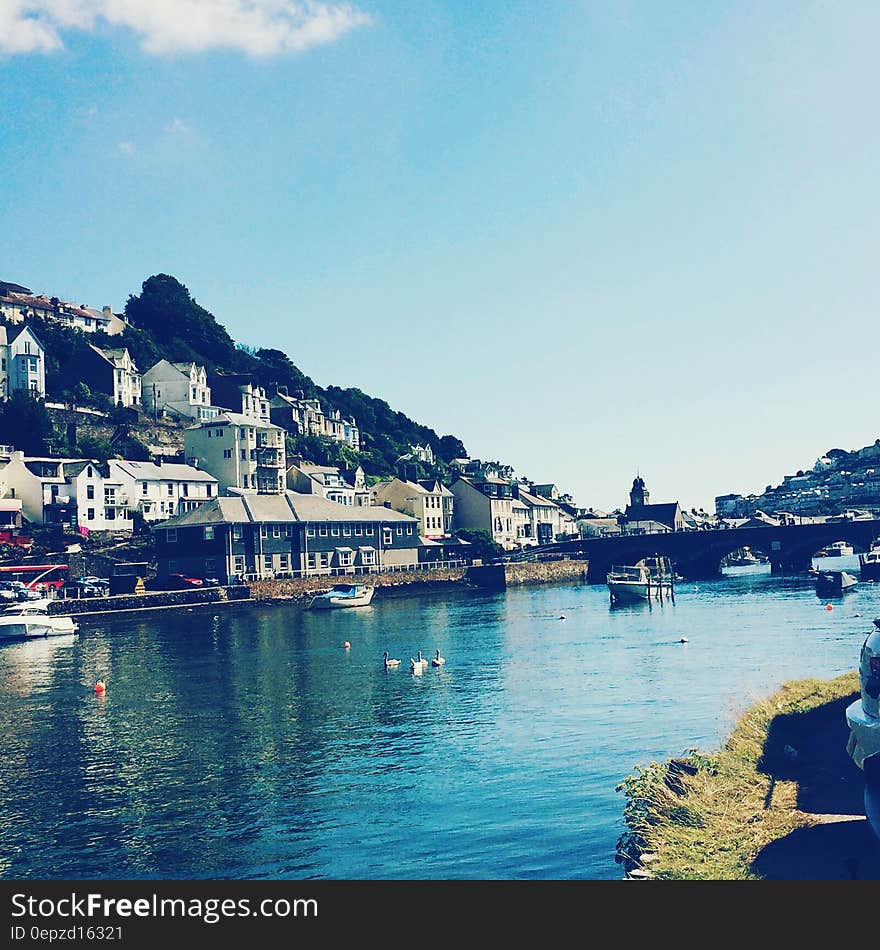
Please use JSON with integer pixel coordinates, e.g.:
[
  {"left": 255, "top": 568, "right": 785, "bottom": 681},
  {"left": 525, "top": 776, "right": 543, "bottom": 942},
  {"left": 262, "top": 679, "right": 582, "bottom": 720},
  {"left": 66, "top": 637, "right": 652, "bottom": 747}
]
[
  {"left": 161, "top": 491, "right": 420, "bottom": 529},
  {"left": 187, "top": 412, "right": 281, "bottom": 430},
  {"left": 624, "top": 502, "right": 682, "bottom": 527},
  {"left": 111, "top": 460, "right": 218, "bottom": 483},
  {"left": 517, "top": 489, "right": 559, "bottom": 508}
]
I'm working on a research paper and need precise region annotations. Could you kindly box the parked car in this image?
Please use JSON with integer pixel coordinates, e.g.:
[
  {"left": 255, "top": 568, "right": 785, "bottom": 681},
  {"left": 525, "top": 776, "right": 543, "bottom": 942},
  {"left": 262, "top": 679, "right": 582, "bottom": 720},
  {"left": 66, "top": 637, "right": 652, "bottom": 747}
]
[
  {"left": 846, "top": 618, "right": 880, "bottom": 838},
  {"left": 162, "top": 574, "right": 205, "bottom": 590},
  {"left": 0, "top": 582, "right": 19, "bottom": 602}
]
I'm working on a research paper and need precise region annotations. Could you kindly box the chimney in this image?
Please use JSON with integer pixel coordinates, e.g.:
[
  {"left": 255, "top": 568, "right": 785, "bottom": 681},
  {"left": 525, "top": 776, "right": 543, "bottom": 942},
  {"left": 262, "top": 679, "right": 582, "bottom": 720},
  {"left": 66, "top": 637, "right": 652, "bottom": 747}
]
[{"left": 103, "top": 306, "right": 112, "bottom": 318}]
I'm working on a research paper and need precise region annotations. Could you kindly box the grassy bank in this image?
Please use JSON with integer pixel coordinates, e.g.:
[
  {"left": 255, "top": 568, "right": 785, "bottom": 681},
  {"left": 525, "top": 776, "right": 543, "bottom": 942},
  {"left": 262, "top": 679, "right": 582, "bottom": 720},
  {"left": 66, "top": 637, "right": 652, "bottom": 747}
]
[{"left": 616, "top": 671, "right": 861, "bottom": 880}]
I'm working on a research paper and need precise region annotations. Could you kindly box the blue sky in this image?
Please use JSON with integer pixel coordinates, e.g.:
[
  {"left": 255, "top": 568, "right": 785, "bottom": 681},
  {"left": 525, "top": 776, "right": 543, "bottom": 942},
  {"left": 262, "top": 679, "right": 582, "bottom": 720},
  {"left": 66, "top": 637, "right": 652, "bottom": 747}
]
[{"left": 2, "top": 1, "right": 878, "bottom": 513}]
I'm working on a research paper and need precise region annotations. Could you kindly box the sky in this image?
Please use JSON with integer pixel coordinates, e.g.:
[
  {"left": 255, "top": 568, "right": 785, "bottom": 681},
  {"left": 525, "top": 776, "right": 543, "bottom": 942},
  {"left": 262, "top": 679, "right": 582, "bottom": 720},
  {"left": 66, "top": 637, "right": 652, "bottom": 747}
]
[{"left": 2, "top": 1, "right": 879, "bottom": 514}]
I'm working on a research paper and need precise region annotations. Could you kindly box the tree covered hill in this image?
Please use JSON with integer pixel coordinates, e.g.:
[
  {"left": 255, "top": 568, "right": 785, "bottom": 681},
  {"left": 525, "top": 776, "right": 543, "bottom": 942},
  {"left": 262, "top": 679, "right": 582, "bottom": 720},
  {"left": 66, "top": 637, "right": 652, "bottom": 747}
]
[{"left": 18, "top": 273, "right": 467, "bottom": 478}]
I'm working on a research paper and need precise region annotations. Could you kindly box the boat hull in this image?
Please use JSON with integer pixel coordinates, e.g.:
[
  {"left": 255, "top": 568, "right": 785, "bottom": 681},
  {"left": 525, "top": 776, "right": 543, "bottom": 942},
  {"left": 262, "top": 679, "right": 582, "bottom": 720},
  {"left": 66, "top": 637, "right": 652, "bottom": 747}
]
[
  {"left": 0, "top": 617, "right": 78, "bottom": 640},
  {"left": 607, "top": 581, "right": 672, "bottom": 604},
  {"left": 860, "top": 555, "right": 880, "bottom": 581},
  {"left": 308, "top": 587, "right": 374, "bottom": 610}
]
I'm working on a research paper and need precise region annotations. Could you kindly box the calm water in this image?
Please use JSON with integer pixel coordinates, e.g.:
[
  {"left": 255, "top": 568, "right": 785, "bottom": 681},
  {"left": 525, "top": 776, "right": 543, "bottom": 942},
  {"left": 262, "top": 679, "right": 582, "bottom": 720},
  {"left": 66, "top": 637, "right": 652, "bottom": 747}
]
[{"left": 0, "top": 561, "right": 875, "bottom": 880}]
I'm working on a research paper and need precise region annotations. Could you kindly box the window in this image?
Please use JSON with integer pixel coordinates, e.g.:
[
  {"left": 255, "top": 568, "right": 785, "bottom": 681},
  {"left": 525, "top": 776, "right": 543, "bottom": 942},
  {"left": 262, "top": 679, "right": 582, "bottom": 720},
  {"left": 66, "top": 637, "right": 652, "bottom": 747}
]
[
  {"left": 307, "top": 553, "right": 317, "bottom": 571},
  {"left": 318, "top": 552, "right": 330, "bottom": 568},
  {"left": 306, "top": 526, "right": 316, "bottom": 537},
  {"left": 263, "top": 555, "right": 273, "bottom": 573},
  {"left": 354, "top": 526, "right": 362, "bottom": 536},
  {"left": 365, "top": 526, "right": 374, "bottom": 536},
  {"left": 204, "top": 526, "right": 214, "bottom": 541},
  {"left": 167, "top": 483, "right": 174, "bottom": 496},
  {"left": 182, "top": 484, "right": 189, "bottom": 497},
  {"left": 106, "top": 508, "right": 116, "bottom": 521},
  {"left": 260, "top": 524, "right": 268, "bottom": 538},
  {"left": 141, "top": 482, "right": 148, "bottom": 495},
  {"left": 383, "top": 528, "right": 393, "bottom": 546},
  {"left": 166, "top": 529, "right": 177, "bottom": 543},
  {"left": 272, "top": 524, "right": 280, "bottom": 538},
  {"left": 279, "top": 554, "right": 290, "bottom": 571},
  {"left": 241, "top": 449, "right": 247, "bottom": 460},
  {"left": 284, "top": 524, "right": 293, "bottom": 538},
  {"left": 338, "top": 550, "right": 353, "bottom": 567},
  {"left": 232, "top": 524, "right": 243, "bottom": 540},
  {"left": 87, "top": 508, "right": 94, "bottom": 521},
  {"left": 407, "top": 526, "right": 414, "bottom": 535},
  {"left": 233, "top": 555, "right": 245, "bottom": 575},
  {"left": 207, "top": 485, "right": 213, "bottom": 497},
  {"left": 215, "top": 429, "right": 223, "bottom": 437},
  {"left": 224, "top": 449, "right": 232, "bottom": 459},
  {"left": 331, "top": 526, "right": 340, "bottom": 537},
  {"left": 318, "top": 526, "right": 328, "bottom": 537},
  {"left": 86, "top": 485, "right": 95, "bottom": 500},
  {"left": 343, "top": 525, "right": 351, "bottom": 536},
  {"left": 396, "top": 526, "right": 403, "bottom": 535}
]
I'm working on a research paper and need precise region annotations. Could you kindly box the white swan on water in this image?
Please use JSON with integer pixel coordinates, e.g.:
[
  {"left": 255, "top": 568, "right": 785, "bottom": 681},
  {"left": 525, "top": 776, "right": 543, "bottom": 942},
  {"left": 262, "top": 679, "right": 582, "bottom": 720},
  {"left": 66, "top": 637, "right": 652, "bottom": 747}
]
[
  {"left": 431, "top": 649, "right": 446, "bottom": 667},
  {"left": 383, "top": 651, "right": 400, "bottom": 669}
]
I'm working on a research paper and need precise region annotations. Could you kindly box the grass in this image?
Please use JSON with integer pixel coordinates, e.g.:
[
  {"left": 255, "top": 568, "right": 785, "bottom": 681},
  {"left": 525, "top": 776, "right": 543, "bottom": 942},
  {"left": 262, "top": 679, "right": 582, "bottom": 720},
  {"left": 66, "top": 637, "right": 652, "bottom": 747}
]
[{"left": 616, "top": 671, "right": 860, "bottom": 880}]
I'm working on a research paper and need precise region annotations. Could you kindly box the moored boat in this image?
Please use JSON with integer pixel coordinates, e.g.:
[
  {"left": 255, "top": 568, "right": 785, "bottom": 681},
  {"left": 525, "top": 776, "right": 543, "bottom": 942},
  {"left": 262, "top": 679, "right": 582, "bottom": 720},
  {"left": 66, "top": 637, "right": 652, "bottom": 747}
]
[
  {"left": 859, "top": 540, "right": 880, "bottom": 581},
  {"left": 826, "top": 541, "right": 855, "bottom": 558},
  {"left": 815, "top": 570, "right": 858, "bottom": 597},
  {"left": 0, "top": 599, "right": 78, "bottom": 641},
  {"left": 607, "top": 557, "right": 674, "bottom": 605},
  {"left": 308, "top": 583, "right": 374, "bottom": 610}
]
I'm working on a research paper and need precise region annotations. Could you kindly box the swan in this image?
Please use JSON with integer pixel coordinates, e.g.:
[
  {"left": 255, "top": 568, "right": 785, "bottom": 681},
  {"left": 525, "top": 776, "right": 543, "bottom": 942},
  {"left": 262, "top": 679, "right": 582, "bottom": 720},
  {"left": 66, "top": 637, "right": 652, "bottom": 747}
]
[
  {"left": 431, "top": 648, "right": 445, "bottom": 667},
  {"left": 414, "top": 650, "right": 429, "bottom": 671},
  {"left": 383, "top": 651, "right": 400, "bottom": 669},
  {"left": 410, "top": 657, "right": 424, "bottom": 675}
]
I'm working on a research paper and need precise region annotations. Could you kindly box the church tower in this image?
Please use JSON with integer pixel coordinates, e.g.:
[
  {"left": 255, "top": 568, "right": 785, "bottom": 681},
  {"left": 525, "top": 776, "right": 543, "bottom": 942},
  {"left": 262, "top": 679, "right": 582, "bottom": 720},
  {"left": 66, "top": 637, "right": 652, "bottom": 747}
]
[{"left": 630, "top": 475, "right": 649, "bottom": 508}]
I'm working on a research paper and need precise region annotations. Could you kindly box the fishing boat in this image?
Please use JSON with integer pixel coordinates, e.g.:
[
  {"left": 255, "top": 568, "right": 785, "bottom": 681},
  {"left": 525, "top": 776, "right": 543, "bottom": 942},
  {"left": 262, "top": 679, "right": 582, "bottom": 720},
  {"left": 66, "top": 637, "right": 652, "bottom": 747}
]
[
  {"left": 607, "top": 556, "right": 674, "bottom": 605},
  {"left": 826, "top": 541, "right": 855, "bottom": 558},
  {"left": 860, "top": 541, "right": 880, "bottom": 581},
  {"left": 0, "top": 599, "right": 78, "bottom": 641},
  {"left": 726, "top": 546, "right": 760, "bottom": 567},
  {"left": 308, "top": 583, "right": 374, "bottom": 610},
  {"left": 815, "top": 570, "right": 858, "bottom": 597}
]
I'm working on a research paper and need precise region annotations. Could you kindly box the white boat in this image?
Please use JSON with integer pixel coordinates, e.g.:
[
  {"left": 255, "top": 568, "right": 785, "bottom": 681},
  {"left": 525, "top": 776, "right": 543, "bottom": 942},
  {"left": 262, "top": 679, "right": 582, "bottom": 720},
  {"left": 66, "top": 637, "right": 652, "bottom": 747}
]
[
  {"left": 826, "top": 541, "right": 855, "bottom": 557},
  {"left": 726, "top": 546, "right": 759, "bottom": 567},
  {"left": 308, "top": 583, "right": 375, "bottom": 610},
  {"left": 607, "top": 557, "right": 675, "bottom": 605},
  {"left": 0, "top": 599, "right": 79, "bottom": 641},
  {"left": 859, "top": 540, "right": 880, "bottom": 581}
]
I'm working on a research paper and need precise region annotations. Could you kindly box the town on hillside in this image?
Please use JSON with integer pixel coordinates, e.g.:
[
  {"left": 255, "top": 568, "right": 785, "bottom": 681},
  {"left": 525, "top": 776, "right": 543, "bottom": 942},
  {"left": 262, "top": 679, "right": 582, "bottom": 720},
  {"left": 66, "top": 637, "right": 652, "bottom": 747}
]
[{"left": 1, "top": 275, "right": 879, "bottom": 588}]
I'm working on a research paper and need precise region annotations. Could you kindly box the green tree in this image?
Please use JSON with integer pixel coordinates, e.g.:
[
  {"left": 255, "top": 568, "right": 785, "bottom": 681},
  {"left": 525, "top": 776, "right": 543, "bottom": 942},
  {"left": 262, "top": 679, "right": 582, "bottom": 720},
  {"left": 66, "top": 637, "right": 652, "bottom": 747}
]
[
  {"left": 0, "top": 391, "right": 58, "bottom": 454},
  {"left": 124, "top": 274, "right": 238, "bottom": 369},
  {"left": 453, "top": 528, "right": 503, "bottom": 562}
]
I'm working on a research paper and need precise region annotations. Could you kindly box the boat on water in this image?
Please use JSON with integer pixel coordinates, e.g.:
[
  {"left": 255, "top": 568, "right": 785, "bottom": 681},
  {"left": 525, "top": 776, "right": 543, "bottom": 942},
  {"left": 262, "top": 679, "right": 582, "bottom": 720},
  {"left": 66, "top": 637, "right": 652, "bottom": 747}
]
[
  {"left": 826, "top": 541, "right": 855, "bottom": 558},
  {"left": 726, "top": 546, "right": 760, "bottom": 567},
  {"left": 308, "top": 583, "right": 375, "bottom": 610},
  {"left": 859, "top": 540, "right": 880, "bottom": 581},
  {"left": 607, "top": 556, "right": 675, "bottom": 605},
  {"left": 815, "top": 570, "right": 859, "bottom": 597},
  {"left": 0, "top": 599, "right": 78, "bottom": 641}
]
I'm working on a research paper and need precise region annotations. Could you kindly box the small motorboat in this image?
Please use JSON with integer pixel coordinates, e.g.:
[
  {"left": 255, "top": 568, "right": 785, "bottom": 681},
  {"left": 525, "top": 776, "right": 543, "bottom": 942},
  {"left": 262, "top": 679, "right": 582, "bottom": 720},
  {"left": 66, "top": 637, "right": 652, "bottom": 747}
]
[
  {"left": 308, "top": 583, "right": 374, "bottom": 610},
  {"left": 0, "top": 599, "right": 78, "bottom": 641},
  {"left": 815, "top": 570, "right": 858, "bottom": 598},
  {"left": 859, "top": 540, "right": 880, "bottom": 581}
]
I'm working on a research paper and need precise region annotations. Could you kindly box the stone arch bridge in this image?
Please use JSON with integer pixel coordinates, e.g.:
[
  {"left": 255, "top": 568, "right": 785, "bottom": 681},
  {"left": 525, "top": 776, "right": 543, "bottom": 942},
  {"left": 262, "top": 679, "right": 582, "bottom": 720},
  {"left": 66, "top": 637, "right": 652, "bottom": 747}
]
[{"left": 531, "top": 520, "right": 880, "bottom": 583}]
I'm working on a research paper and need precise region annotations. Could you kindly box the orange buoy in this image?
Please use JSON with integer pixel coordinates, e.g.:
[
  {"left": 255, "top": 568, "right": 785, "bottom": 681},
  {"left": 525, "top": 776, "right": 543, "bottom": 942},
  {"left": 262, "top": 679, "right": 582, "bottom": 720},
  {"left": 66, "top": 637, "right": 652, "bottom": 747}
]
[
  {"left": 344, "top": 641, "right": 351, "bottom": 650},
  {"left": 825, "top": 603, "right": 833, "bottom": 611},
  {"left": 94, "top": 679, "right": 106, "bottom": 694}
]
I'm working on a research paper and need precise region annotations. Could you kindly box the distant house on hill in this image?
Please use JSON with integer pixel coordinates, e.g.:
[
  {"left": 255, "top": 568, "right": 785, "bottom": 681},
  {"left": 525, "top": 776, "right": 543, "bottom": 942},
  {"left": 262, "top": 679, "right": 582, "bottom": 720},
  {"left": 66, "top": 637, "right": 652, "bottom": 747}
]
[{"left": 82, "top": 345, "right": 141, "bottom": 407}]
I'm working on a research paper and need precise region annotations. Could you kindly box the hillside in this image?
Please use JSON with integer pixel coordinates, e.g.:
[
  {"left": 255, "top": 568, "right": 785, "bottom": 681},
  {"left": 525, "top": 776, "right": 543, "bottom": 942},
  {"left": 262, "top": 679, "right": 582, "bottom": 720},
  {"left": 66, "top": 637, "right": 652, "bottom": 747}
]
[{"left": 2, "top": 274, "right": 468, "bottom": 479}]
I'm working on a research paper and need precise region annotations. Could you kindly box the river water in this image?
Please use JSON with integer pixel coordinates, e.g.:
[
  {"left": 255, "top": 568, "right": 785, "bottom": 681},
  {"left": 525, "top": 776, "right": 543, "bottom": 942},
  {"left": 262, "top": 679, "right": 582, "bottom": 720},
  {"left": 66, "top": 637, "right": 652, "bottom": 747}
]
[{"left": 0, "top": 559, "right": 875, "bottom": 880}]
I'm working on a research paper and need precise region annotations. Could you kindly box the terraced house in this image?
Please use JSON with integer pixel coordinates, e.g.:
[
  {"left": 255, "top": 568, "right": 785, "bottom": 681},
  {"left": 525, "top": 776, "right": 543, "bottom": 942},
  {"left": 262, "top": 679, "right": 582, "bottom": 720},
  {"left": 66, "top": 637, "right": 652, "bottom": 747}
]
[{"left": 155, "top": 491, "right": 421, "bottom": 581}]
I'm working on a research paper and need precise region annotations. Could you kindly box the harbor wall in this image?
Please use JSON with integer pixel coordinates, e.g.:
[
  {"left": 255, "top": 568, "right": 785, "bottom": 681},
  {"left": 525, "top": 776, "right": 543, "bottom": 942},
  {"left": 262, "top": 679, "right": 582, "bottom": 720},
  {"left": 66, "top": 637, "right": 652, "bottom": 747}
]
[
  {"left": 47, "top": 585, "right": 250, "bottom": 615},
  {"left": 248, "top": 566, "right": 469, "bottom": 603},
  {"left": 466, "top": 559, "right": 590, "bottom": 590}
]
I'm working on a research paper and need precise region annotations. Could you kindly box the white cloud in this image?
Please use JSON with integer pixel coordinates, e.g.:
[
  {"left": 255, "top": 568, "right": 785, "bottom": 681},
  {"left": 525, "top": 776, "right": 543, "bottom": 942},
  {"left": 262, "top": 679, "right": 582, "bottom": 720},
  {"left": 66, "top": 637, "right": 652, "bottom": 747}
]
[
  {"left": 0, "top": 1, "right": 371, "bottom": 57},
  {"left": 117, "top": 140, "right": 134, "bottom": 153}
]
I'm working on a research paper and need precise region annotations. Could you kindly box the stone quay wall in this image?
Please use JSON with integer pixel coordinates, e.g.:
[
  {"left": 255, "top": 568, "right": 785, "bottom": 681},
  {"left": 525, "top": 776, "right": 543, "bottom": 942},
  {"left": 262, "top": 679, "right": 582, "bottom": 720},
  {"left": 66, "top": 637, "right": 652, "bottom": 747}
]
[
  {"left": 48, "top": 585, "right": 250, "bottom": 615},
  {"left": 249, "top": 566, "right": 470, "bottom": 603}
]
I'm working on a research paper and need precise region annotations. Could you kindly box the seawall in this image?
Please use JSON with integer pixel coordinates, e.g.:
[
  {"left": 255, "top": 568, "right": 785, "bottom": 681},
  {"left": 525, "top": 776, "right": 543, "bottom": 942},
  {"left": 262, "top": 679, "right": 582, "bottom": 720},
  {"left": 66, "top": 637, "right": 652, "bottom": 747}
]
[
  {"left": 47, "top": 585, "right": 250, "bottom": 616},
  {"left": 465, "top": 559, "right": 590, "bottom": 590},
  {"left": 249, "top": 566, "right": 470, "bottom": 603}
]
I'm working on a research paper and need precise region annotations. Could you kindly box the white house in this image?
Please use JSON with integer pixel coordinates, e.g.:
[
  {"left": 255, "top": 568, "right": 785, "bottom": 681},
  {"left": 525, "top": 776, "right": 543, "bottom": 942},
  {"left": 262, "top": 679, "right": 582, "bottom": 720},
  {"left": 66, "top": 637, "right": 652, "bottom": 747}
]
[
  {"left": 287, "top": 462, "right": 371, "bottom": 507},
  {"left": 0, "top": 325, "right": 45, "bottom": 399},
  {"left": 185, "top": 413, "right": 286, "bottom": 495},
  {"left": 450, "top": 475, "right": 520, "bottom": 550},
  {"left": 108, "top": 459, "right": 218, "bottom": 522},
  {"left": 142, "top": 359, "right": 219, "bottom": 422},
  {"left": 83, "top": 345, "right": 142, "bottom": 407},
  {"left": 0, "top": 284, "right": 128, "bottom": 335},
  {"left": 371, "top": 477, "right": 454, "bottom": 538}
]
